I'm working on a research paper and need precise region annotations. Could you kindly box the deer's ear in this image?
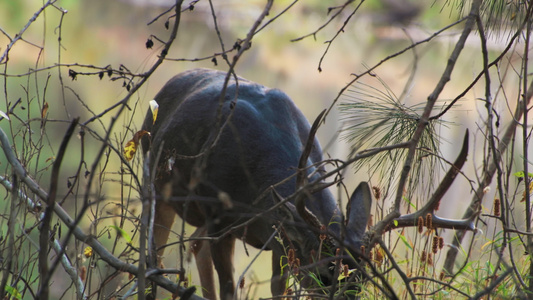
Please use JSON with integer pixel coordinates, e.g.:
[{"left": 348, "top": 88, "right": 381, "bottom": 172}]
[{"left": 346, "top": 182, "right": 372, "bottom": 241}]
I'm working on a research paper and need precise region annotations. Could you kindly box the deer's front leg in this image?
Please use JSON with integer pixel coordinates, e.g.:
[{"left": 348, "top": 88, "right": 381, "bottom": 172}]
[
  {"left": 210, "top": 234, "right": 236, "bottom": 300},
  {"left": 153, "top": 200, "right": 177, "bottom": 263},
  {"left": 147, "top": 200, "right": 177, "bottom": 300},
  {"left": 190, "top": 226, "right": 216, "bottom": 300}
]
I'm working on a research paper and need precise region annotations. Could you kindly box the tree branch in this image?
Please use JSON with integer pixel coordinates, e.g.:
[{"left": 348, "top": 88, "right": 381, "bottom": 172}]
[{"left": 0, "top": 123, "right": 204, "bottom": 299}]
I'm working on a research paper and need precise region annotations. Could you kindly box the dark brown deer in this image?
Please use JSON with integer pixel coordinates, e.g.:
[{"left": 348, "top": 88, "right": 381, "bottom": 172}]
[{"left": 141, "top": 68, "right": 371, "bottom": 299}]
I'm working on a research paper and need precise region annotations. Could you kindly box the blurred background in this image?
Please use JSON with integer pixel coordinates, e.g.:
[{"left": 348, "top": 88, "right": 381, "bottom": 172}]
[{"left": 0, "top": 0, "right": 530, "bottom": 298}]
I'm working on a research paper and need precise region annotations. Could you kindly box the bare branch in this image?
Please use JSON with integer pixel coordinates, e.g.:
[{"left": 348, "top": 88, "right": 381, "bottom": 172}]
[
  {"left": 443, "top": 46, "right": 533, "bottom": 275},
  {"left": 0, "top": 120, "right": 202, "bottom": 299},
  {"left": 389, "top": 130, "right": 475, "bottom": 231},
  {"left": 38, "top": 117, "right": 79, "bottom": 300},
  {"left": 0, "top": 0, "right": 56, "bottom": 64}
]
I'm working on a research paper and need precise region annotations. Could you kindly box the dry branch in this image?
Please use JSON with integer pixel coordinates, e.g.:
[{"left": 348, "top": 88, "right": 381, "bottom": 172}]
[{"left": 0, "top": 125, "right": 204, "bottom": 299}]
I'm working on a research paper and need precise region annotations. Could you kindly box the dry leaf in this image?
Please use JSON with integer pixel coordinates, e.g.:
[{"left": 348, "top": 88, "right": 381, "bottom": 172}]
[
  {"left": 41, "top": 102, "right": 49, "bottom": 119},
  {"left": 123, "top": 130, "right": 150, "bottom": 161},
  {"left": 79, "top": 266, "right": 87, "bottom": 282}
]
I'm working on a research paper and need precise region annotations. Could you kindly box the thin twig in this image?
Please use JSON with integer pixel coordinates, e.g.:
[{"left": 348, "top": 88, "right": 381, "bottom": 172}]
[
  {"left": 38, "top": 117, "right": 79, "bottom": 299},
  {"left": 0, "top": 0, "right": 56, "bottom": 64},
  {"left": 0, "top": 123, "right": 204, "bottom": 299}
]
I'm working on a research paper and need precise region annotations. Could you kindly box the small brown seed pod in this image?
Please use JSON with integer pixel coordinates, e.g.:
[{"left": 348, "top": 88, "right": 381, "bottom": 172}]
[
  {"left": 417, "top": 216, "right": 424, "bottom": 234},
  {"left": 432, "top": 236, "right": 439, "bottom": 254},
  {"left": 494, "top": 198, "right": 501, "bottom": 217},
  {"left": 426, "top": 213, "right": 433, "bottom": 230}
]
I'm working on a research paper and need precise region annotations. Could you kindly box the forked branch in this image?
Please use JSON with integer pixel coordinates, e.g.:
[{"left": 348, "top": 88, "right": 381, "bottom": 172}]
[
  {"left": 391, "top": 130, "right": 476, "bottom": 231},
  {"left": 363, "top": 130, "right": 476, "bottom": 250}
]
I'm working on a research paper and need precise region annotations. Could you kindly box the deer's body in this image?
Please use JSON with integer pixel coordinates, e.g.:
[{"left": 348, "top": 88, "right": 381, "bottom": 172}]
[{"left": 142, "top": 68, "right": 370, "bottom": 299}]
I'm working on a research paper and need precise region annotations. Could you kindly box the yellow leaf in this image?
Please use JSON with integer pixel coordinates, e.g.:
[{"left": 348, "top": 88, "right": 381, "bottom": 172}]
[
  {"left": 41, "top": 102, "right": 49, "bottom": 119},
  {"left": 84, "top": 246, "right": 93, "bottom": 258},
  {"left": 123, "top": 130, "right": 150, "bottom": 161},
  {"left": 481, "top": 240, "right": 492, "bottom": 250},
  {"left": 123, "top": 140, "right": 136, "bottom": 161},
  {"left": 150, "top": 99, "right": 159, "bottom": 124}
]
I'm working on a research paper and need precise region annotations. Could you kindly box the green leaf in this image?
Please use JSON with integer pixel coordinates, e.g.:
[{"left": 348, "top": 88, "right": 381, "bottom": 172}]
[
  {"left": 109, "top": 225, "right": 132, "bottom": 244},
  {"left": 308, "top": 273, "right": 325, "bottom": 288},
  {"left": 5, "top": 285, "right": 21, "bottom": 299},
  {"left": 402, "top": 196, "right": 417, "bottom": 209},
  {"left": 393, "top": 220, "right": 399, "bottom": 227},
  {"left": 397, "top": 232, "right": 413, "bottom": 250},
  {"left": 514, "top": 171, "right": 533, "bottom": 178}
]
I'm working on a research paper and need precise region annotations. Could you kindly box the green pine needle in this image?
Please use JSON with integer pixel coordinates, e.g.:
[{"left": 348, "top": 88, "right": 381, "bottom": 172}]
[{"left": 339, "top": 78, "right": 449, "bottom": 199}]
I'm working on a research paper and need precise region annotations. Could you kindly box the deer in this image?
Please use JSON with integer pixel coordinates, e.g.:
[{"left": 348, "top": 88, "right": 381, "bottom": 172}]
[{"left": 141, "top": 68, "right": 372, "bottom": 300}]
